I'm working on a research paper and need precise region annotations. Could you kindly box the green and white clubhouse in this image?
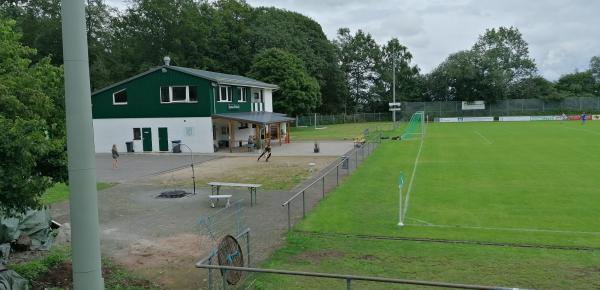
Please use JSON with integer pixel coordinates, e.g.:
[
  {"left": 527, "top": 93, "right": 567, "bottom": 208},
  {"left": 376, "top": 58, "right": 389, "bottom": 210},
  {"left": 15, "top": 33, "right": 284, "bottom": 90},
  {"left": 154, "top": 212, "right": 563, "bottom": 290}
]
[{"left": 92, "top": 57, "right": 294, "bottom": 153}]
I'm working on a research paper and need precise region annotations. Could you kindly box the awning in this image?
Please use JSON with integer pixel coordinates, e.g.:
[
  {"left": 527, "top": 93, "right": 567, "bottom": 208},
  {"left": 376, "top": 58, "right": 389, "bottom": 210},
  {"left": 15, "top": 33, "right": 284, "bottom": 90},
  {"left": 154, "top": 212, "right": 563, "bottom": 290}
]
[{"left": 212, "top": 112, "right": 294, "bottom": 125}]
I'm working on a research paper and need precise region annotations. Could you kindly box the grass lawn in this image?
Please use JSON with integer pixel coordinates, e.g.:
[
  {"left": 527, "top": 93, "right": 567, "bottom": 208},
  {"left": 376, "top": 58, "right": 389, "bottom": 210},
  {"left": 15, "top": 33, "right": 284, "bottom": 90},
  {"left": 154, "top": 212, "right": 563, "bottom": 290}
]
[
  {"left": 9, "top": 247, "right": 162, "bottom": 290},
  {"left": 40, "top": 182, "right": 115, "bottom": 205},
  {"left": 250, "top": 120, "right": 600, "bottom": 289},
  {"left": 291, "top": 122, "right": 394, "bottom": 141}
]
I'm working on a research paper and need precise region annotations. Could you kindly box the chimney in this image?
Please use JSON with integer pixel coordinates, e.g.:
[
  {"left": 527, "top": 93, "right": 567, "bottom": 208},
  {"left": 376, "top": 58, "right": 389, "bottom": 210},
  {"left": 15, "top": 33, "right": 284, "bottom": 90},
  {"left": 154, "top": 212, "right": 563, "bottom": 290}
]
[{"left": 163, "top": 56, "right": 171, "bottom": 66}]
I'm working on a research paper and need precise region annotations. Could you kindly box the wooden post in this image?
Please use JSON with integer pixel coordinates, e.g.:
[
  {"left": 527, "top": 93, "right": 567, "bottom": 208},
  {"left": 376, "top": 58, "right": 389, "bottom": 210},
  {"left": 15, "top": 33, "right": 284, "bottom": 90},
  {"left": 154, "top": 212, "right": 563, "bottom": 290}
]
[
  {"left": 228, "top": 119, "right": 233, "bottom": 153},
  {"left": 255, "top": 123, "right": 260, "bottom": 149},
  {"left": 287, "top": 122, "right": 290, "bottom": 143},
  {"left": 278, "top": 122, "right": 282, "bottom": 145}
]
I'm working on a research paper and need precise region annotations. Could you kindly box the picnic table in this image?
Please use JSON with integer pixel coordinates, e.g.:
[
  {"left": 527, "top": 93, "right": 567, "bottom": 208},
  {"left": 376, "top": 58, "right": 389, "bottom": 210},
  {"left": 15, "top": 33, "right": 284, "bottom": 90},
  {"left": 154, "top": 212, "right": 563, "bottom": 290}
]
[{"left": 208, "top": 182, "right": 262, "bottom": 207}]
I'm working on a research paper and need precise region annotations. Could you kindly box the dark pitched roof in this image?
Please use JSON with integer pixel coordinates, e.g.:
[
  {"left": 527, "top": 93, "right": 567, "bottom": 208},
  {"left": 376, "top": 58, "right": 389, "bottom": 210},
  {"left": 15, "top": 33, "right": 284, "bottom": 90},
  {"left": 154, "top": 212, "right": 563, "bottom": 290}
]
[
  {"left": 212, "top": 112, "right": 294, "bottom": 125},
  {"left": 92, "top": 65, "right": 278, "bottom": 95},
  {"left": 169, "top": 66, "right": 279, "bottom": 90}
]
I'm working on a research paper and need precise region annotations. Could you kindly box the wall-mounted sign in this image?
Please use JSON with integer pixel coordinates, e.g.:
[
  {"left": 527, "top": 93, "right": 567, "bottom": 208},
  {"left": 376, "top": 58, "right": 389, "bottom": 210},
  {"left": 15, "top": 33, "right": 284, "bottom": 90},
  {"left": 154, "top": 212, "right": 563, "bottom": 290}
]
[
  {"left": 462, "top": 101, "right": 485, "bottom": 110},
  {"left": 228, "top": 103, "right": 240, "bottom": 110},
  {"left": 389, "top": 102, "right": 401, "bottom": 111}
]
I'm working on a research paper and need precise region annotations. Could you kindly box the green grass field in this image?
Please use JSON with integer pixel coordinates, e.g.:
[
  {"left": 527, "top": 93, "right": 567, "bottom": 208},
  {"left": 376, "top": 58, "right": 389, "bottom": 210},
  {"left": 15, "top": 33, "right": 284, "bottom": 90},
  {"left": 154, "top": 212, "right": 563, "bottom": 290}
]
[
  {"left": 40, "top": 182, "right": 115, "bottom": 204},
  {"left": 291, "top": 122, "right": 394, "bottom": 140},
  {"left": 250, "top": 120, "right": 600, "bottom": 289}
]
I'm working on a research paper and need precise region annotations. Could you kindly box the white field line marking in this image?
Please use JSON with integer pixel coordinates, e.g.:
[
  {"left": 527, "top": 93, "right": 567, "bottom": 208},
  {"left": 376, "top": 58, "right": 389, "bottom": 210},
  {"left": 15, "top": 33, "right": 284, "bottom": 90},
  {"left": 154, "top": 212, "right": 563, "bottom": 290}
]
[
  {"left": 474, "top": 130, "right": 493, "bottom": 144},
  {"left": 406, "top": 217, "right": 434, "bottom": 226},
  {"left": 405, "top": 223, "right": 600, "bottom": 236},
  {"left": 401, "top": 134, "right": 425, "bottom": 221}
]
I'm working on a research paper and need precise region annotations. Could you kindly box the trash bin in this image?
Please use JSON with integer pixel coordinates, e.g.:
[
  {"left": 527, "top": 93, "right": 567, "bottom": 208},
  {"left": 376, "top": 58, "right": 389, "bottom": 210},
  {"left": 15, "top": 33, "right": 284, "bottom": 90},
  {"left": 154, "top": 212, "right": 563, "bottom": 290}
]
[
  {"left": 341, "top": 155, "right": 349, "bottom": 169},
  {"left": 125, "top": 141, "right": 134, "bottom": 153},
  {"left": 172, "top": 140, "right": 182, "bottom": 153}
]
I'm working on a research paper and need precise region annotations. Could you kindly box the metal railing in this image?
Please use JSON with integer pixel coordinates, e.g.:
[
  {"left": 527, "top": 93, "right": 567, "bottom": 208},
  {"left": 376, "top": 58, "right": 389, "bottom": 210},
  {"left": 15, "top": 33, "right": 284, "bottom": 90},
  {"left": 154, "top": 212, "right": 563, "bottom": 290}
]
[
  {"left": 282, "top": 132, "right": 382, "bottom": 231},
  {"left": 195, "top": 263, "right": 519, "bottom": 290},
  {"left": 196, "top": 228, "right": 251, "bottom": 290}
]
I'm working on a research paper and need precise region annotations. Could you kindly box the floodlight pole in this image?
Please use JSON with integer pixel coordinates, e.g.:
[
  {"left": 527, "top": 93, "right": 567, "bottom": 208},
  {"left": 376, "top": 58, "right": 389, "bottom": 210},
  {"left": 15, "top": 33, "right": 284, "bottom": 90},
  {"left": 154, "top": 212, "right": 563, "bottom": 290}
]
[
  {"left": 393, "top": 59, "right": 396, "bottom": 124},
  {"left": 180, "top": 143, "right": 196, "bottom": 195},
  {"left": 61, "top": 0, "right": 104, "bottom": 289}
]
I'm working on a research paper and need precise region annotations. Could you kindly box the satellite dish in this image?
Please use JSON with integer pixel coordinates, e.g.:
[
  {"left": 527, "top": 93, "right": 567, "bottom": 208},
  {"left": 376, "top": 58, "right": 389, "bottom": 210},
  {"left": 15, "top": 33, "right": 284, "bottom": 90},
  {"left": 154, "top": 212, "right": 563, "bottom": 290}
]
[{"left": 217, "top": 235, "right": 244, "bottom": 285}]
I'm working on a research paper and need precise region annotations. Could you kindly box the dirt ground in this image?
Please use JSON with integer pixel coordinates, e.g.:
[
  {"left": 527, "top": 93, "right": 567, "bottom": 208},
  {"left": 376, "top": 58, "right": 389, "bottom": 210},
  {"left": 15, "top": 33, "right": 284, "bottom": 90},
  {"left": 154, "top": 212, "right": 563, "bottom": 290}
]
[
  {"left": 151, "top": 156, "right": 337, "bottom": 191},
  {"left": 48, "top": 151, "right": 356, "bottom": 289}
]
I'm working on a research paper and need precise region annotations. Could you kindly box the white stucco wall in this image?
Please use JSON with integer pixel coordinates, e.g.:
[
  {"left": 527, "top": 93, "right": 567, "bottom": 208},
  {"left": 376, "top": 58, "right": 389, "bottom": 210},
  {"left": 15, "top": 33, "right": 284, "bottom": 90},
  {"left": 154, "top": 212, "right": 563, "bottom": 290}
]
[
  {"left": 93, "top": 117, "right": 214, "bottom": 153},
  {"left": 264, "top": 89, "right": 273, "bottom": 112}
]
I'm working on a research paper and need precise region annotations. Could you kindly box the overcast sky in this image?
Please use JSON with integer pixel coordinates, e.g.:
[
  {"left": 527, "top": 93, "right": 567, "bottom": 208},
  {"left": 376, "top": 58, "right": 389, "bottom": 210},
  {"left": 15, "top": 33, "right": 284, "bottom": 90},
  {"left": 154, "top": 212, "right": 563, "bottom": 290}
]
[{"left": 106, "top": 0, "right": 599, "bottom": 80}]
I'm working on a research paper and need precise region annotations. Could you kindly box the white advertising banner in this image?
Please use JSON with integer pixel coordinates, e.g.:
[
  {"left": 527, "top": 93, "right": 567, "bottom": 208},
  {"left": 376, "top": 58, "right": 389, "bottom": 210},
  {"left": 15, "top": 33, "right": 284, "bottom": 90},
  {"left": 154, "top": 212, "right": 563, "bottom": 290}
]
[
  {"left": 439, "top": 117, "right": 459, "bottom": 123},
  {"left": 461, "top": 101, "right": 485, "bottom": 110},
  {"left": 499, "top": 116, "right": 531, "bottom": 122},
  {"left": 592, "top": 115, "right": 600, "bottom": 120},
  {"left": 438, "top": 117, "right": 494, "bottom": 123},
  {"left": 530, "top": 115, "right": 562, "bottom": 121},
  {"left": 461, "top": 117, "right": 494, "bottom": 122}
]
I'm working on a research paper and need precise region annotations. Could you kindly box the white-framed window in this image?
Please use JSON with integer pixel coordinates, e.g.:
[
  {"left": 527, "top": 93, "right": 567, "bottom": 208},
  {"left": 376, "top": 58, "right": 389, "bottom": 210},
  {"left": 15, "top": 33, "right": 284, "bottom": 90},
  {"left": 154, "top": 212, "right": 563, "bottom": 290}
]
[
  {"left": 113, "top": 89, "right": 128, "bottom": 105},
  {"left": 238, "top": 87, "right": 246, "bottom": 102},
  {"left": 160, "top": 86, "right": 198, "bottom": 103},
  {"left": 219, "top": 86, "right": 232, "bottom": 102}
]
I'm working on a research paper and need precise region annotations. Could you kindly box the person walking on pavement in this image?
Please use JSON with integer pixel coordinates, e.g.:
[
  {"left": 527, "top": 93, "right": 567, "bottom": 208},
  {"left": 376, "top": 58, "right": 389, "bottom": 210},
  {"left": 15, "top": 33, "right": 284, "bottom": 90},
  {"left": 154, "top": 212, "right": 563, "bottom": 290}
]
[{"left": 111, "top": 144, "right": 120, "bottom": 169}]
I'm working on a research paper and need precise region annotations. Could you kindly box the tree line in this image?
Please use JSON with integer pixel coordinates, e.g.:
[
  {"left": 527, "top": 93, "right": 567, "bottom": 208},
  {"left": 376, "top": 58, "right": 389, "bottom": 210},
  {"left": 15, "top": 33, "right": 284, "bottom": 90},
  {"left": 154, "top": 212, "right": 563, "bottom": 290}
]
[{"left": 1, "top": 0, "right": 599, "bottom": 214}]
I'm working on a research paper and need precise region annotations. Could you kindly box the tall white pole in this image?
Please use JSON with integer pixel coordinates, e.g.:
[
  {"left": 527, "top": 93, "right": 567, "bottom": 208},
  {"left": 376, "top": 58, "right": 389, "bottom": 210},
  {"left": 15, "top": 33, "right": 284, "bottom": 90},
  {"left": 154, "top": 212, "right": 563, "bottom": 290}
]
[
  {"left": 61, "top": 1, "right": 104, "bottom": 289},
  {"left": 393, "top": 59, "right": 396, "bottom": 123}
]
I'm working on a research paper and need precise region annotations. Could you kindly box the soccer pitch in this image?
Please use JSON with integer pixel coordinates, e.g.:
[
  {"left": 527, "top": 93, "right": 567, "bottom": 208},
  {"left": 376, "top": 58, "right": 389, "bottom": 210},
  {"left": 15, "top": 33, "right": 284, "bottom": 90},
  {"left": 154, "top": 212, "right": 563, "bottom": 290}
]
[
  {"left": 250, "top": 120, "right": 600, "bottom": 289},
  {"left": 300, "top": 120, "right": 600, "bottom": 247}
]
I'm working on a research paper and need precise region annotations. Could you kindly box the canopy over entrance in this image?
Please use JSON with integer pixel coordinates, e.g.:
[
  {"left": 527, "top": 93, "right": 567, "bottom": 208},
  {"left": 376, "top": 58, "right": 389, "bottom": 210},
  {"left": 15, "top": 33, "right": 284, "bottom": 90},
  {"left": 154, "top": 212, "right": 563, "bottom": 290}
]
[
  {"left": 212, "top": 112, "right": 294, "bottom": 125},
  {"left": 212, "top": 112, "right": 294, "bottom": 152}
]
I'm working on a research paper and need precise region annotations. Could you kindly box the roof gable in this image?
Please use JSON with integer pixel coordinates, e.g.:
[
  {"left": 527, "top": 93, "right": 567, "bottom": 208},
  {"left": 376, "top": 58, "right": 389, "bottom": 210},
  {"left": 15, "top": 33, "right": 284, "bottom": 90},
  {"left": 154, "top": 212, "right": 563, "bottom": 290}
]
[{"left": 92, "top": 65, "right": 278, "bottom": 95}]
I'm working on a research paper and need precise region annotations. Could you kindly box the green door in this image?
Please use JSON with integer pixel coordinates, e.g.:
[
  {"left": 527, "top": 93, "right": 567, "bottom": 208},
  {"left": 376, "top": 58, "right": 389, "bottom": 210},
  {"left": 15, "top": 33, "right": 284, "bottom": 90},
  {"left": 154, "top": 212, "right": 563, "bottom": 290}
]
[
  {"left": 142, "top": 128, "right": 152, "bottom": 152},
  {"left": 158, "top": 127, "right": 169, "bottom": 152}
]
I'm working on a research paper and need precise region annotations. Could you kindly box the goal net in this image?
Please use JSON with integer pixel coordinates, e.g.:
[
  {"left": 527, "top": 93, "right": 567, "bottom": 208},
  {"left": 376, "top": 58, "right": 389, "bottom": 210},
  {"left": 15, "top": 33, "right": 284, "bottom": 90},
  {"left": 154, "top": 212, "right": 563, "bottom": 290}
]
[{"left": 401, "top": 111, "right": 424, "bottom": 140}]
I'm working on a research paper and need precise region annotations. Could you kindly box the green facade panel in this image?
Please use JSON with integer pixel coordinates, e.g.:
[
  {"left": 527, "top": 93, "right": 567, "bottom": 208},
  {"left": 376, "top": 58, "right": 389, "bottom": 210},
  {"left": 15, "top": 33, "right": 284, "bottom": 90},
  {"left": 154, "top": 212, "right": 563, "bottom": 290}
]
[{"left": 92, "top": 68, "right": 256, "bottom": 119}]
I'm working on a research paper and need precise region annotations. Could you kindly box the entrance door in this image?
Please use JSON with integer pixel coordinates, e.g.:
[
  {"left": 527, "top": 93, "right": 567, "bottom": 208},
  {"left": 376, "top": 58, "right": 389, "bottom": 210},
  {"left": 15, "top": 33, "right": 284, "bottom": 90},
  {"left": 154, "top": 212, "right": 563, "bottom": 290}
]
[
  {"left": 142, "top": 127, "right": 152, "bottom": 152},
  {"left": 158, "top": 127, "right": 169, "bottom": 152}
]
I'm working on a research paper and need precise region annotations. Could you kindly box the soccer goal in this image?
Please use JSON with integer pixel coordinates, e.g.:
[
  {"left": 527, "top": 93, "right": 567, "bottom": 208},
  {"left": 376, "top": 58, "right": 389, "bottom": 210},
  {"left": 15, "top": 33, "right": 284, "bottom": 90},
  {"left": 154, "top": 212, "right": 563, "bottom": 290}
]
[{"left": 401, "top": 111, "right": 425, "bottom": 140}]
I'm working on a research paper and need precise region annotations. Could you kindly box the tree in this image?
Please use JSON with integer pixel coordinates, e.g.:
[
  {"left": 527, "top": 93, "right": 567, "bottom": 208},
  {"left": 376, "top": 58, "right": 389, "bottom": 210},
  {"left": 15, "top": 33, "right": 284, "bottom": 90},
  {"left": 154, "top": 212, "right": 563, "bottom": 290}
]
[
  {"left": 591, "top": 56, "right": 600, "bottom": 81},
  {"left": 425, "top": 26, "right": 538, "bottom": 102},
  {"left": 0, "top": 19, "right": 66, "bottom": 216},
  {"left": 471, "top": 27, "right": 537, "bottom": 101},
  {"left": 335, "top": 28, "right": 381, "bottom": 112},
  {"left": 555, "top": 71, "right": 597, "bottom": 97},
  {"left": 370, "top": 38, "right": 421, "bottom": 110},
  {"left": 248, "top": 48, "right": 321, "bottom": 116},
  {"left": 249, "top": 7, "right": 345, "bottom": 113}
]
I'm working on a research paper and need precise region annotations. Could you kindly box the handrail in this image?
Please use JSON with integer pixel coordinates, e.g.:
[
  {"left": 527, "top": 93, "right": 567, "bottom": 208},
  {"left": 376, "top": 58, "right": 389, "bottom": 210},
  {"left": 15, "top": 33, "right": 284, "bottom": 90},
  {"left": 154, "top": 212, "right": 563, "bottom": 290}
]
[
  {"left": 196, "top": 227, "right": 251, "bottom": 266},
  {"left": 194, "top": 264, "right": 519, "bottom": 290},
  {"left": 281, "top": 155, "right": 350, "bottom": 207}
]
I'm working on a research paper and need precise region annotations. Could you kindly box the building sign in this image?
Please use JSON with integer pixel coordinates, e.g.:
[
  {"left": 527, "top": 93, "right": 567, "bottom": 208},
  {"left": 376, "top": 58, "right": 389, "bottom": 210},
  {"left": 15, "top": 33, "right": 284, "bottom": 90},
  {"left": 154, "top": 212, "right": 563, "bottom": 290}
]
[
  {"left": 461, "top": 101, "right": 485, "bottom": 110},
  {"left": 228, "top": 103, "right": 240, "bottom": 110},
  {"left": 389, "top": 102, "right": 401, "bottom": 111}
]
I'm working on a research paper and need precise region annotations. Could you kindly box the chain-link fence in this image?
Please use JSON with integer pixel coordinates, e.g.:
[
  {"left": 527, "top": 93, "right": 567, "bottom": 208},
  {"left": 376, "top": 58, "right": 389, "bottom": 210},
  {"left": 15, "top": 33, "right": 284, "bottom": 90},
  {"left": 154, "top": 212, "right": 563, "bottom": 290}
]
[
  {"left": 403, "top": 97, "right": 600, "bottom": 120},
  {"left": 296, "top": 113, "right": 392, "bottom": 127},
  {"left": 197, "top": 200, "right": 251, "bottom": 290}
]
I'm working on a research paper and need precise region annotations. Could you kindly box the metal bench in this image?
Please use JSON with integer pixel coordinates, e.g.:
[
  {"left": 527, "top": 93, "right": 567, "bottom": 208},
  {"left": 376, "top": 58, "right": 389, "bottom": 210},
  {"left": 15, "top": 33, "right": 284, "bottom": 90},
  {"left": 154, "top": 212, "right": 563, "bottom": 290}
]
[
  {"left": 208, "top": 182, "right": 262, "bottom": 206},
  {"left": 208, "top": 194, "right": 233, "bottom": 208}
]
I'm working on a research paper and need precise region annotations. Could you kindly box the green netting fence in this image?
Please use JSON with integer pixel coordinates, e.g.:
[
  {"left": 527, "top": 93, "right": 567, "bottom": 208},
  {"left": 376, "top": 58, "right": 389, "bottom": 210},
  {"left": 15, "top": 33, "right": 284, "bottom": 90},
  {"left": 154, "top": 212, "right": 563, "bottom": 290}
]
[{"left": 401, "top": 111, "right": 424, "bottom": 140}]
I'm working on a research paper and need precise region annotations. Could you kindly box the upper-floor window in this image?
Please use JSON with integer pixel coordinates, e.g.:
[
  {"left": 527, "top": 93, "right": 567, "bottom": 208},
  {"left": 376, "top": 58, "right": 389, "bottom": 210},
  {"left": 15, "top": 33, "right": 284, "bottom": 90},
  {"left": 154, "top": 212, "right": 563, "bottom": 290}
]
[
  {"left": 113, "top": 89, "right": 128, "bottom": 105},
  {"left": 219, "top": 86, "right": 232, "bottom": 102},
  {"left": 160, "top": 86, "right": 198, "bottom": 103},
  {"left": 238, "top": 87, "right": 246, "bottom": 102}
]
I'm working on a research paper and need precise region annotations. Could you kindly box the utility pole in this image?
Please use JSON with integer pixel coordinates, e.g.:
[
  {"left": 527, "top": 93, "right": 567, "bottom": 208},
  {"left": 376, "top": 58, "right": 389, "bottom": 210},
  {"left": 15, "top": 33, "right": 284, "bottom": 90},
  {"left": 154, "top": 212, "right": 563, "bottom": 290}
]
[
  {"left": 61, "top": 1, "right": 104, "bottom": 289},
  {"left": 393, "top": 58, "right": 396, "bottom": 123}
]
